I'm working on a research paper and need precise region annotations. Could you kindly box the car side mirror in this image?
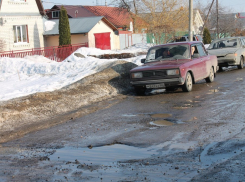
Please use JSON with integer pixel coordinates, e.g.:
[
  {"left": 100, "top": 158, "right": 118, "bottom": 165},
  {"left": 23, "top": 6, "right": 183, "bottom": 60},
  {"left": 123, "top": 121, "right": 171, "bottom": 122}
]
[{"left": 141, "top": 59, "right": 146, "bottom": 63}]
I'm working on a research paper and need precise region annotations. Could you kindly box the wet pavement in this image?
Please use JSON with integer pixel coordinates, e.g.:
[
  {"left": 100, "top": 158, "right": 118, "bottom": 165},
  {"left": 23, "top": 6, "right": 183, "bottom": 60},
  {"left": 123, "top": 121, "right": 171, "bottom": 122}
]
[{"left": 2, "top": 66, "right": 245, "bottom": 181}]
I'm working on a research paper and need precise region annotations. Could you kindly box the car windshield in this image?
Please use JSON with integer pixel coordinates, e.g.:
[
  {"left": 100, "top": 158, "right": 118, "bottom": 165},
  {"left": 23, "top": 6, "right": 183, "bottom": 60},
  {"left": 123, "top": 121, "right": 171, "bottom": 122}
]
[
  {"left": 208, "top": 38, "right": 238, "bottom": 50},
  {"left": 145, "top": 45, "right": 190, "bottom": 63}
]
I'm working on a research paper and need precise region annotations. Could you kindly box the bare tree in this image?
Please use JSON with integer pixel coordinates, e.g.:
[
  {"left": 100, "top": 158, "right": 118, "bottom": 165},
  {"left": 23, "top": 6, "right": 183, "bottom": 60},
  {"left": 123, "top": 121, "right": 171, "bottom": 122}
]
[
  {"left": 194, "top": 1, "right": 240, "bottom": 39},
  {"left": 139, "top": 0, "right": 189, "bottom": 44},
  {"left": 111, "top": 0, "right": 189, "bottom": 44},
  {"left": 112, "top": 0, "right": 145, "bottom": 33}
]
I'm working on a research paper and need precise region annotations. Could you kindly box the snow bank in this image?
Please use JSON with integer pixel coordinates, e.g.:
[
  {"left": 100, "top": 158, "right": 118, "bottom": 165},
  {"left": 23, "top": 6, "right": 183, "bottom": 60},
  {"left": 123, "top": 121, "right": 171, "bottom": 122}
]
[{"left": 0, "top": 44, "right": 150, "bottom": 101}]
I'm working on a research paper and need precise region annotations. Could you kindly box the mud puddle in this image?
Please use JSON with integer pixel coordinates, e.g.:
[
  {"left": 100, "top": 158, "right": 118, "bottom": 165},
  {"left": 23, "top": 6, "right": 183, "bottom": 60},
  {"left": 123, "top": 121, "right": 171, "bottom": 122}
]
[{"left": 49, "top": 144, "right": 157, "bottom": 164}]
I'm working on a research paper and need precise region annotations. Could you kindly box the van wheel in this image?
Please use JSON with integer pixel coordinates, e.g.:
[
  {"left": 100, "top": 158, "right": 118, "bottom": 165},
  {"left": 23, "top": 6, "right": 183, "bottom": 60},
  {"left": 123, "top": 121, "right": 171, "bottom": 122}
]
[
  {"left": 205, "top": 67, "right": 214, "bottom": 83},
  {"left": 182, "top": 72, "right": 193, "bottom": 92}
]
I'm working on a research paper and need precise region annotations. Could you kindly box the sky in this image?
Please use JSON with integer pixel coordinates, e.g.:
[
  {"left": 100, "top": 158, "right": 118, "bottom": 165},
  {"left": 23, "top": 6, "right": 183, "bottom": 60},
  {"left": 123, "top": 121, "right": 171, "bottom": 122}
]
[
  {"left": 42, "top": 0, "right": 245, "bottom": 13},
  {"left": 0, "top": 43, "right": 149, "bottom": 101}
]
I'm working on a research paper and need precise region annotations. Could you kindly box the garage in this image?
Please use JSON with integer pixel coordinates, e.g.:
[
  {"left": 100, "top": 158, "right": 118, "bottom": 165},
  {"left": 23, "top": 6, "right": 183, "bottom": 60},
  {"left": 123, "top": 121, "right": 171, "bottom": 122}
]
[{"left": 94, "top": 32, "right": 111, "bottom": 50}]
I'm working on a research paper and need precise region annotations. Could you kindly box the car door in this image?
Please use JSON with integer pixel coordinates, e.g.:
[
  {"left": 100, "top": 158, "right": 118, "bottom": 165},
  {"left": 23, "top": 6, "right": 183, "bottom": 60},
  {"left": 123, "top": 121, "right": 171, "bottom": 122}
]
[
  {"left": 189, "top": 44, "right": 205, "bottom": 81},
  {"left": 196, "top": 44, "right": 209, "bottom": 78}
]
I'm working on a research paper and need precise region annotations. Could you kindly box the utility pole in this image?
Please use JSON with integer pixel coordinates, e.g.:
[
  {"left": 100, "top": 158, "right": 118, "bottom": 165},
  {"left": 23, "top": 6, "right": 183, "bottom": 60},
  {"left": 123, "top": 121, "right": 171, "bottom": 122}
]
[
  {"left": 201, "top": 0, "right": 215, "bottom": 34},
  {"left": 216, "top": 0, "right": 219, "bottom": 38},
  {"left": 189, "top": 0, "right": 193, "bottom": 41}
]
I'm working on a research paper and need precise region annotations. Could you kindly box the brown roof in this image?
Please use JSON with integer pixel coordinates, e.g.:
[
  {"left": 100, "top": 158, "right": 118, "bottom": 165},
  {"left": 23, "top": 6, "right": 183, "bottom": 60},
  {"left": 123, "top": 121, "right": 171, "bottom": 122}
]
[
  {"left": 55, "top": 5, "right": 95, "bottom": 18},
  {"left": 46, "top": 5, "right": 146, "bottom": 29},
  {"left": 35, "top": 0, "right": 46, "bottom": 16},
  {"left": 83, "top": 6, "right": 132, "bottom": 28}
]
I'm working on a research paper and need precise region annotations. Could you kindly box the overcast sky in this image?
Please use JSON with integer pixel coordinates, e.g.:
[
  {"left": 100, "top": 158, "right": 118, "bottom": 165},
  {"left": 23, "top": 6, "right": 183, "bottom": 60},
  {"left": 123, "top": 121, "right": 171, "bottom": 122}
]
[{"left": 42, "top": 0, "right": 245, "bottom": 13}]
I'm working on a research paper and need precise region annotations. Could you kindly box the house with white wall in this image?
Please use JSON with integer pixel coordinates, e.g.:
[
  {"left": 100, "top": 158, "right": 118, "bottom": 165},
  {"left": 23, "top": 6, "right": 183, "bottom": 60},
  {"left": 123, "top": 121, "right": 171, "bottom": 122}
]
[
  {"left": 44, "top": 16, "right": 120, "bottom": 50},
  {"left": 193, "top": 9, "right": 204, "bottom": 35},
  {"left": 0, "top": 0, "right": 45, "bottom": 52}
]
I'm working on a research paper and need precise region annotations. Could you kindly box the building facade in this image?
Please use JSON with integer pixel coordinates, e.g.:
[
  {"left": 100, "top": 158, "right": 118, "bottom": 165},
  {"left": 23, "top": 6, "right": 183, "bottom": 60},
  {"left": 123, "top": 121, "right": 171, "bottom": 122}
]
[{"left": 0, "top": 0, "right": 45, "bottom": 52}]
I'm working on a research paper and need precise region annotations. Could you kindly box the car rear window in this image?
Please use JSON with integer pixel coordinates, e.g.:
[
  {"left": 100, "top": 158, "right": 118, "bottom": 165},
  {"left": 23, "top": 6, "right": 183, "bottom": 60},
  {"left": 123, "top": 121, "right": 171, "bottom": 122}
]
[{"left": 208, "top": 39, "right": 238, "bottom": 49}]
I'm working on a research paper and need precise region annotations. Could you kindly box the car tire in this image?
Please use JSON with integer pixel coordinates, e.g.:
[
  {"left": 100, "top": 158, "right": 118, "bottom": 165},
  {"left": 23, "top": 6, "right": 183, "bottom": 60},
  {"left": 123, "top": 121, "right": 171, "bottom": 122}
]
[
  {"left": 205, "top": 67, "right": 214, "bottom": 83},
  {"left": 218, "top": 66, "right": 223, "bottom": 72},
  {"left": 238, "top": 56, "right": 244, "bottom": 69},
  {"left": 134, "top": 86, "right": 146, "bottom": 95},
  {"left": 182, "top": 72, "right": 193, "bottom": 92}
]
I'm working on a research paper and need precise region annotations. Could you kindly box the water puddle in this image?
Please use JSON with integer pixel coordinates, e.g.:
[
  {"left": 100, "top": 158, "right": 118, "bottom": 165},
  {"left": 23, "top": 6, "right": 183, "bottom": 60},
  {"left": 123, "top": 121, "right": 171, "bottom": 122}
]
[
  {"left": 150, "top": 120, "right": 174, "bottom": 126},
  {"left": 149, "top": 113, "right": 184, "bottom": 126},
  {"left": 173, "top": 104, "right": 193, "bottom": 109},
  {"left": 236, "top": 77, "right": 243, "bottom": 81},
  {"left": 49, "top": 144, "right": 157, "bottom": 164},
  {"left": 151, "top": 113, "right": 172, "bottom": 118},
  {"left": 121, "top": 114, "right": 137, "bottom": 117},
  {"left": 200, "top": 141, "right": 245, "bottom": 167},
  {"left": 207, "top": 89, "right": 219, "bottom": 94}
]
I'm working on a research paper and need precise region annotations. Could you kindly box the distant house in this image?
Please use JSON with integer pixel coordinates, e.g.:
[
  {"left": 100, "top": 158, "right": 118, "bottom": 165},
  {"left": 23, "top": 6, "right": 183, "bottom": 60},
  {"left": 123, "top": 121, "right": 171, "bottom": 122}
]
[
  {"left": 193, "top": 10, "right": 204, "bottom": 35},
  {"left": 45, "top": 5, "right": 148, "bottom": 49},
  {"left": 46, "top": 5, "right": 95, "bottom": 19},
  {"left": 0, "top": 0, "right": 46, "bottom": 52},
  {"left": 44, "top": 16, "right": 120, "bottom": 50},
  {"left": 46, "top": 5, "right": 145, "bottom": 32}
]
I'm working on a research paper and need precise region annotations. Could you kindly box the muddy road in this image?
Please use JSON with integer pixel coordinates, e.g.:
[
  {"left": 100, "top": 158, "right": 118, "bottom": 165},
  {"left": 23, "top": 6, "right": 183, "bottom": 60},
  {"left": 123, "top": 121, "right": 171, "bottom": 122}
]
[{"left": 1, "top": 66, "right": 245, "bottom": 181}]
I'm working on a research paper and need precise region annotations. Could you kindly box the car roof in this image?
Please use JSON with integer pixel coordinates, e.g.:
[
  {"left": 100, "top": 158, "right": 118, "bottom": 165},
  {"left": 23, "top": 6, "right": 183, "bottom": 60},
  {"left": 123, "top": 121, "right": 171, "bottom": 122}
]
[
  {"left": 212, "top": 37, "right": 242, "bottom": 41},
  {"left": 151, "top": 41, "right": 203, "bottom": 48}
]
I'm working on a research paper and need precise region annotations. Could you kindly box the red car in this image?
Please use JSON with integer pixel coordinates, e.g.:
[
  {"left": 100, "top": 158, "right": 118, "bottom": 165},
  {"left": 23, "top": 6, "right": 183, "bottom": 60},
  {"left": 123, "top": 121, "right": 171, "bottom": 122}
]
[{"left": 130, "top": 41, "right": 218, "bottom": 95}]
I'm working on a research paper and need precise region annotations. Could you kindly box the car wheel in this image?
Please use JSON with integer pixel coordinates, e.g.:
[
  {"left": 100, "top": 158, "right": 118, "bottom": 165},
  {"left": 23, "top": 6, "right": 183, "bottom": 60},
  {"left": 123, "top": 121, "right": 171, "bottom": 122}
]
[
  {"left": 238, "top": 56, "right": 244, "bottom": 69},
  {"left": 205, "top": 67, "right": 214, "bottom": 83},
  {"left": 134, "top": 86, "right": 146, "bottom": 95},
  {"left": 218, "top": 66, "right": 223, "bottom": 72},
  {"left": 182, "top": 72, "right": 193, "bottom": 92}
]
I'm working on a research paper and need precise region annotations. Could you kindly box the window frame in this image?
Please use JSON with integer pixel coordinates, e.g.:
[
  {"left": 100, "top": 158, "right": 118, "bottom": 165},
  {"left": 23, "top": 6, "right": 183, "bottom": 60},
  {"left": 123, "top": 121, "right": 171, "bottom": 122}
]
[
  {"left": 13, "top": 25, "right": 29, "bottom": 44},
  {"left": 52, "top": 11, "right": 60, "bottom": 18},
  {"left": 196, "top": 44, "right": 207, "bottom": 57}
]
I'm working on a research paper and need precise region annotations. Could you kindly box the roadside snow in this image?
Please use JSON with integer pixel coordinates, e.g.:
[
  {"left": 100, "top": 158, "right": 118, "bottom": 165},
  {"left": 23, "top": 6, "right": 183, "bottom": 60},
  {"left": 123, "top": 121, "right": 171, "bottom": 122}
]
[{"left": 0, "top": 44, "right": 150, "bottom": 101}]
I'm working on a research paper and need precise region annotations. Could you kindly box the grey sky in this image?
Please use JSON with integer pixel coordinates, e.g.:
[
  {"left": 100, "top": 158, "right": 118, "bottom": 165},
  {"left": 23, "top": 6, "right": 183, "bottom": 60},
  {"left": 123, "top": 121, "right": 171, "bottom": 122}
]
[{"left": 42, "top": 0, "right": 245, "bottom": 13}]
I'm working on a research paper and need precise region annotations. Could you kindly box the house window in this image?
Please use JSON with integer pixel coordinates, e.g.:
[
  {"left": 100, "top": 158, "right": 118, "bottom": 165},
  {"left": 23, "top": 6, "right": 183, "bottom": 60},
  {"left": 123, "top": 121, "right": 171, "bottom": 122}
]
[
  {"left": 13, "top": 25, "right": 28, "bottom": 43},
  {"left": 52, "top": 11, "right": 60, "bottom": 18}
]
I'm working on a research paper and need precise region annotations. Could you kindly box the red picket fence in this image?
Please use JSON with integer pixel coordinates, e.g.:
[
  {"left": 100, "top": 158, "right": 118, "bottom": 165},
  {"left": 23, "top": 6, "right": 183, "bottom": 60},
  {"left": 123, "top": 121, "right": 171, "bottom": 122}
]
[{"left": 0, "top": 42, "right": 88, "bottom": 62}]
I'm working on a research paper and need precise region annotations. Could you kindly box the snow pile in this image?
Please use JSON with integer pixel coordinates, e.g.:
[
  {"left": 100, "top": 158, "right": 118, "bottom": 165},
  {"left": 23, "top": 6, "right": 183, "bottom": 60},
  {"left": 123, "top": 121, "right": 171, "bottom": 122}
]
[
  {"left": 0, "top": 44, "right": 150, "bottom": 101},
  {"left": 44, "top": 20, "right": 56, "bottom": 31}
]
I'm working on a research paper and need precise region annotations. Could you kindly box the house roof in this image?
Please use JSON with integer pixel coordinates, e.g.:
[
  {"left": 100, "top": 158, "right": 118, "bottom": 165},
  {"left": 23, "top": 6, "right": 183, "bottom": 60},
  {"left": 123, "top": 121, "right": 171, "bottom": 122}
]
[
  {"left": 36, "top": 0, "right": 46, "bottom": 16},
  {"left": 46, "top": 5, "right": 146, "bottom": 29},
  {"left": 83, "top": 6, "right": 132, "bottom": 28},
  {"left": 51, "top": 5, "right": 95, "bottom": 17},
  {"left": 44, "top": 16, "right": 117, "bottom": 35}
]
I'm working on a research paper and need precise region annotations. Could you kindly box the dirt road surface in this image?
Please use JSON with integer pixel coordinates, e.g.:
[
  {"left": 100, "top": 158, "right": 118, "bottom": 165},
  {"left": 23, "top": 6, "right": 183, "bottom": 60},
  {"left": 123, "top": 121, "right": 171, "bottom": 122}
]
[{"left": 1, "top": 64, "right": 245, "bottom": 181}]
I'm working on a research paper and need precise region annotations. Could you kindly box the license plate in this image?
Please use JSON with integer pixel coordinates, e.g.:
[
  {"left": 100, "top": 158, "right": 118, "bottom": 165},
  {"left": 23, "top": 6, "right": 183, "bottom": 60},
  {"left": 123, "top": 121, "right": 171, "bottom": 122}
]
[{"left": 146, "top": 83, "right": 165, "bottom": 88}]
